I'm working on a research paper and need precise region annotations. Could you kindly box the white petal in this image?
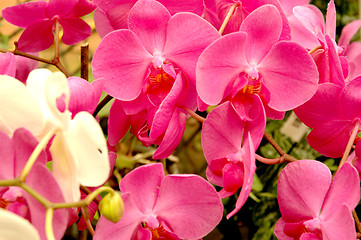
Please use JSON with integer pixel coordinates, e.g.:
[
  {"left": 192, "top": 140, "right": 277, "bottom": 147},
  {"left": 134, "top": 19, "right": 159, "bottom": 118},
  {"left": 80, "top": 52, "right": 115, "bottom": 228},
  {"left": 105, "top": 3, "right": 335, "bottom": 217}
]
[
  {"left": 0, "top": 74, "right": 44, "bottom": 135},
  {"left": 64, "top": 111, "right": 110, "bottom": 186},
  {"left": 0, "top": 208, "right": 40, "bottom": 240}
]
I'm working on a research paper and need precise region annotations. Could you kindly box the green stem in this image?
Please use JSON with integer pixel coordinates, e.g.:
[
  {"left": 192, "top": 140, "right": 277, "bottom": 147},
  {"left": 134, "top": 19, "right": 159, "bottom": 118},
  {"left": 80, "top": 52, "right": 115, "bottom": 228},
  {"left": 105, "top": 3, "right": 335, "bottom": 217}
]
[
  {"left": 20, "top": 182, "right": 52, "bottom": 207},
  {"left": 54, "top": 19, "right": 60, "bottom": 59},
  {"left": 19, "top": 128, "right": 57, "bottom": 182},
  {"left": 45, "top": 208, "right": 56, "bottom": 240},
  {"left": 0, "top": 178, "right": 20, "bottom": 187}
]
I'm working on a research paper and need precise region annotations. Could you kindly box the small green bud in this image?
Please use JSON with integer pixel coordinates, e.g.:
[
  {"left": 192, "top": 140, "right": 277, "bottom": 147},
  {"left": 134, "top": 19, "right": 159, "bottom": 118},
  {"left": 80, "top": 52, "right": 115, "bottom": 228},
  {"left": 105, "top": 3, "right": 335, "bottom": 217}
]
[{"left": 99, "top": 191, "right": 124, "bottom": 223}]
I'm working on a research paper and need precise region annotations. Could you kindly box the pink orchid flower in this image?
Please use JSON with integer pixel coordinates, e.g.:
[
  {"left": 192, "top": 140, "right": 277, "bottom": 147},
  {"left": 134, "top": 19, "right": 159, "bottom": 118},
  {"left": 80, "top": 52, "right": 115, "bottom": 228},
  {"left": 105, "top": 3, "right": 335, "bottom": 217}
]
[
  {"left": 93, "top": 0, "right": 205, "bottom": 38},
  {"left": 292, "top": 0, "right": 360, "bottom": 85},
  {"left": 274, "top": 160, "right": 360, "bottom": 239},
  {"left": 92, "top": 0, "right": 220, "bottom": 158},
  {"left": 0, "top": 69, "right": 110, "bottom": 202},
  {"left": 202, "top": 102, "right": 263, "bottom": 218},
  {"left": 0, "top": 128, "right": 68, "bottom": 240},
  {"left": 0, "top": 208, "right": 40, "bottom": 240},
  {"left": 2, "top": 0, "right": 96, "bottom": 52},
  {"left": 196, "top": 4, "right": 318, "bottom": 118},
  {"left": 294, "top": 77, "right": 361, "bottom": 158},
  {"left": 93, "top": 163, "right": 223, "bottom": 240}
]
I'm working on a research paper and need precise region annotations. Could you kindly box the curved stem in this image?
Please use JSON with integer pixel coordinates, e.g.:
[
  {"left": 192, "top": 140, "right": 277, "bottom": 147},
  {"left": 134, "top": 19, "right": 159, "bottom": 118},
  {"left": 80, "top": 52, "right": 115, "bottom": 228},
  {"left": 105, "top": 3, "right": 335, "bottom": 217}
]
[
  {"left": 308, "top": 45, "right": 323, "bottom": 55},
  {"left": 20, "top": 182, "right": 53, "bottom": 207},
  {"left": 0, "top": 47, "right": 70, "bottom": 77},
  {"left": 19, "top": 128, "right": 57, "bottom": 182},
  {"left": 54, "top": 19, "right": 60, "bottom": 59},
  {"left": 45, "top": 208, "right": 56, "bottom": 240},
  {"left": 81, "top": 207, "right": 95, "bottom": 236},
  {"left": 263, "top": 131, "right": 297, "bottom": 162},
  {"left": 255, "top": 154, "right": 285, "bottom": 165},
  {"left": 93, "top": 94, "right": 113, "bottom": 117},
  {"left": 182, "top": 105, "right": 206, "bottom": 123},
  {"left": 337, "top": 121, "right": 360, "bottom": 172},
  {"left": 353, "top": 210, "right": 361, "bottom": 235},
  {"left": 218, "top": 2, "right": 240, "bottom": 35}
]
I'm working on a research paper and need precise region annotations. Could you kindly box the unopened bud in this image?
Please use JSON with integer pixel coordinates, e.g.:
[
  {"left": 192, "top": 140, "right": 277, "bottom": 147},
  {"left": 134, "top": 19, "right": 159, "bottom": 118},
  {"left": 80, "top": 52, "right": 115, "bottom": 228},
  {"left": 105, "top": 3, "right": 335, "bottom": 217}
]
[{"left": 99, "top": 192, "right": 124, "bottom": 223}]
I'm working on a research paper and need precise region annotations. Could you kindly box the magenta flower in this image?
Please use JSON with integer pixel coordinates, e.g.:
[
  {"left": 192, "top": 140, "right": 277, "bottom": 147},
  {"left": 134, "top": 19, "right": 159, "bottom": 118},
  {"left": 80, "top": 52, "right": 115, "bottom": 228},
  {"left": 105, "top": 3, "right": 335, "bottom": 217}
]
[
  {"left": 93, "top": 163, "right": 223, "bottom": 240},
  {"left": 92, "top": 0, "right": 219, "bottom": 158},
  {"left": 93, "top": 0, "right": 205, "bottom": 38},
  {"left": 196, "top": 4, "right": 318, "bottom": 116},
  {"left": 274, "top": 160, "right": 360, "bottom": 239},
  {"left": 2, "top": 0, "right": 96, "bottom": 52},
  {"left": 0, "top": 128, "right": 68, "bottom": 240},
  {"left": 202, "top": 101, "right": 264, "bottom": 218},
  {"left": 294, "top": 77, "right": 361, "bottom": 158}
]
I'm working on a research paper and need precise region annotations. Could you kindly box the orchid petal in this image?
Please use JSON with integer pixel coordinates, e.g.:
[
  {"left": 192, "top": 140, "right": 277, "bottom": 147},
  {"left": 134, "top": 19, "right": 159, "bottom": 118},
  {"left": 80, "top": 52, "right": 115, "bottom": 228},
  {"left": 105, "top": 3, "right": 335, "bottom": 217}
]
[
  {"left": 338, "top": 20, "right": 361, "bottom": 47},
  {"left": 321, "top": 163, "right": 360, "bottom": 218},
  {"left": 71, "top": 0, "right": 96, "bottom": 17},
  {"left": 340, "top": 76, "right": 361, "bottom": 119},
  {"left": 93, "top": 8, "right": 115, "bottom": 38},
  {"left": 0, "top": 53, "right": 16, "bottom": 77},
  {"left": 325, "top": 0, "right": 336, "bottom": 40},
  {"left": 120, "top": 163, "right": 164, "bottom": 214},
  {"left": 50, "top": 132, "right": 79, "bottom": 202},
  {"left": 25, "top": 164, "right": 68, "bottom": 240},
  {"left": 294, "top": 83, "right": 343, "bottom": 129},
  {"left": 163, "top": 13, "right": 220, "bottom": 83},
  {"left": 240, "top": 5, "right": 282, "bottom": 64},
  {"left": 17, "top": 20, "right": 54, "bottom": 52},
  {"left": 277, "top": 160, "right": 331, "bottom": 222},
  {"left": 59, "top": 17, "right": 92, "bottom": 45},
  {"left": 128, "top": 0, "right": 170, "bottom": 54},
  {"left": 0, "top": 75, "right": 44, "bottom": 136},
  {"left": 67, "top": 77, "right": 101, "bottom": 116},
  {"left": 320, "top": 204, "right": 357, "bottom": 240},
  {"left": 153, "top": 110, "right": 187, "bottom": 159},
  {"left": 64, "top": 111, "right": 110, "bottom": 186},
  {"left": 0, "top": 132, "right": 14, "bottom": 179},
  {"left": 0, "top": 208, "right": 40, "bottom": 240},
  {"left": 2, "top": 1, "right": 47, "bottom": 28},
  {"left": 150, "top": 74, "right": 184, "bottom": 140},
  {"left": 258, "top": 41, "right": 319, "bottom": 111},
  {"left": 293, "top": 6, "right": 324, "bottom": 39},
  {"left": 92, "top": 30, "right": 152, "bottom": 100},
  {"left": 160, "top": 0, "right": 204, "bottom": 15},
  {"left": 46, "top": 0, "right": 77, "bottom": 17},
  {"left": 196, "top": 32, "right": 248, "bottom": 105},
  {"left": 202, "top": 102, "right": 245, "bottom": 162},
  {"left": 325, "top": 34, "right": 345, "bottom": 87},
  {"left": 307, "top": 120, "right": 354, "bottom": 158},
  {"left": 227, "top": 135, "right": 256, "bottom": 218},
  {"left": 13, "top": 128, "right": 47, "bottom": 178},
  {"left": 154, "top": 174, "right": 223, "bottom": 239},
  {"left": 107, "top": 100, "right": 131, "bottom": 146},
  {"left": 274, "top": 218, "right": 294, "bottom": 240}
]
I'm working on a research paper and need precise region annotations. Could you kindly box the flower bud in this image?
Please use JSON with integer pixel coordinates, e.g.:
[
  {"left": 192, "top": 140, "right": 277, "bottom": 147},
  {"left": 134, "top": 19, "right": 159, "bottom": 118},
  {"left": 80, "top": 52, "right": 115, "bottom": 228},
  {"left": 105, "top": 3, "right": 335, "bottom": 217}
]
[{"left": 99, "top": 192, "right": 124, "bottom": 223}]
